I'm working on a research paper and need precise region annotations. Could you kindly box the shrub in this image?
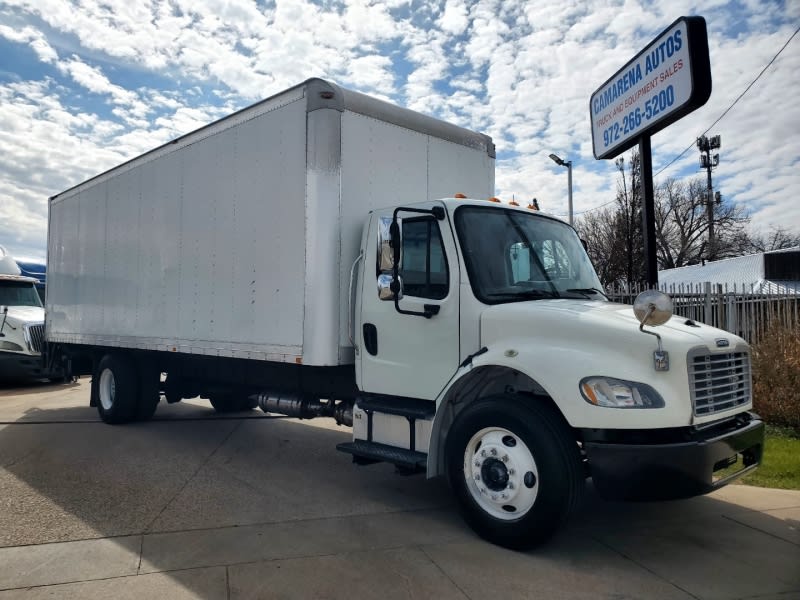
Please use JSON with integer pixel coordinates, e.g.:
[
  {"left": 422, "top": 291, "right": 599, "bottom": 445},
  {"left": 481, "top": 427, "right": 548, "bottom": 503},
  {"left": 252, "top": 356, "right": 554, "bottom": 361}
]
[{"left": 751, "top": 321, "right": 800, "bottom": 431}]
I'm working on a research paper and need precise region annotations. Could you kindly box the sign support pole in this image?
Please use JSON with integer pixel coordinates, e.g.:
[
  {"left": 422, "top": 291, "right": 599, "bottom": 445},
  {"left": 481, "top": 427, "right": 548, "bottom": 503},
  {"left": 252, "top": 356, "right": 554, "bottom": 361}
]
[{"left": 638, "top": 135, "right": 658, "bottom": 288}]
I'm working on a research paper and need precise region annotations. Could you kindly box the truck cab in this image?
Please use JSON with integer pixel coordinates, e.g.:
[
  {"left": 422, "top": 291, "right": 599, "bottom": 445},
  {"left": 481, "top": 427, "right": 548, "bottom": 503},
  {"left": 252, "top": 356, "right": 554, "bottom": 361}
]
[
  {"left": 346, "top": 198, "right": 764, "bottom": 548},
  {"left": 0, "top": 247, "right": 50, "bottom": 381}
]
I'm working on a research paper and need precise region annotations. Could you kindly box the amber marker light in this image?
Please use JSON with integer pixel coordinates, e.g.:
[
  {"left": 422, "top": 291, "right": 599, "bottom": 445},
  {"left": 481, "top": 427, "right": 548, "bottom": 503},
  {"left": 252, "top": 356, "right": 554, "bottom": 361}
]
[
  {"left": 488, "top": 197, "right": 501, "bottom": 203},
  {"left": 454, "top": 192, "right": 467, "bottom": 199},
  {"left": 581, "top": 382, "right": 598, "bottom": 404}
]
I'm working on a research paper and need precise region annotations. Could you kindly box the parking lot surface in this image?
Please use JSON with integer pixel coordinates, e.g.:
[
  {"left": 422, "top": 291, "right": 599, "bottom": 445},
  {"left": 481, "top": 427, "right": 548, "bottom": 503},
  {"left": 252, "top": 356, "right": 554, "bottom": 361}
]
[{"left": 1, "top": 379, "right": 798, "bottom": 599}]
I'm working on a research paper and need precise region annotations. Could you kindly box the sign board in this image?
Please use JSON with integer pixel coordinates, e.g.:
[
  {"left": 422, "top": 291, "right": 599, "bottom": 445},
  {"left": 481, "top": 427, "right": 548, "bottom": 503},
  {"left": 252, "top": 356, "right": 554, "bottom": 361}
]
[{"left": 590, "top": 16, "right": 711, "bottom": 159}]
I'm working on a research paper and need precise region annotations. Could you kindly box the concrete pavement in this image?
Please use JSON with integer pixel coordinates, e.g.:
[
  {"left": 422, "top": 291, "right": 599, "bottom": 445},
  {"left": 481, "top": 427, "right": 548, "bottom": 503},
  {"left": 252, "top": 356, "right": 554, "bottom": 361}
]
[{"left": 1, "top": 379, "right": 798, "bottom": 599}]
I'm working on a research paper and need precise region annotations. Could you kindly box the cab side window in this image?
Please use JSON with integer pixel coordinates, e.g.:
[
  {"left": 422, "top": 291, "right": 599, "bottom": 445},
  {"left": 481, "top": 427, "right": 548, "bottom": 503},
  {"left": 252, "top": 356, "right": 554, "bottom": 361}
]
[{"left": 401, "top": 218, "right": 449, "bottom": 299}]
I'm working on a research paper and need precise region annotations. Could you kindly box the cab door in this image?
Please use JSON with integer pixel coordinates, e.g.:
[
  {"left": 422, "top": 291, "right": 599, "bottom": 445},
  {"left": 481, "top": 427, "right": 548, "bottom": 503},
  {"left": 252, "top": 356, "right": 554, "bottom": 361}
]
[{"left": 356, "top": 203, "right": 460, "bottom": 400}]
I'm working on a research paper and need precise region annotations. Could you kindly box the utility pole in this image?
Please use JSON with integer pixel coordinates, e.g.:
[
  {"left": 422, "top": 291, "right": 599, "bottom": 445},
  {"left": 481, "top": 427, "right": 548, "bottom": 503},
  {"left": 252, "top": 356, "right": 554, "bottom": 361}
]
[{"left": 696, "top": 134, "right": 721, "bottom": 260}]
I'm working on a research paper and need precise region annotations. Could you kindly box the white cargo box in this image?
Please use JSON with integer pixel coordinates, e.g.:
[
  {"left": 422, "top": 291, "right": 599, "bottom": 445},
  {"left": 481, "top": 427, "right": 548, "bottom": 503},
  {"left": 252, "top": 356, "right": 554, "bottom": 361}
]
[{"left": 47, "top": 79, "right": 495, "bottom": 366}]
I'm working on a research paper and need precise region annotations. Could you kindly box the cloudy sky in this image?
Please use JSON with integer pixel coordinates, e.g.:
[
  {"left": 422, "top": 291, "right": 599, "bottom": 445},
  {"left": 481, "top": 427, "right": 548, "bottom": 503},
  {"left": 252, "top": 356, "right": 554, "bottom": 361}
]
[{"left": 1, "top": 0, "right": 798, "bottom": 261}]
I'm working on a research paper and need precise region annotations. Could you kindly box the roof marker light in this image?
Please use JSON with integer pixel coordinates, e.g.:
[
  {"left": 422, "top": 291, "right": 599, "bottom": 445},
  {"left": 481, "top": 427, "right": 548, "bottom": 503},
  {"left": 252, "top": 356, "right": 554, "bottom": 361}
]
[
  {"left": 454, "top": 193, "right": 467, "bottom": 199},
  {"left": 488, "top": 197, "right": 501, "bottom": 203}
]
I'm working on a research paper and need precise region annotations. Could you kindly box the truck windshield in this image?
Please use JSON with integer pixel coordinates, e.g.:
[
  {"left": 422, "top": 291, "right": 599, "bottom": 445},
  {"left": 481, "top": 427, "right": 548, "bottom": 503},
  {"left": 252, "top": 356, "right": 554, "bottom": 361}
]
[
  {"left": 0, "top": 281, "right": 43, "bottom": 307},
  {"left": 454, "top": 206, "right": 604, "bottom": 304}
]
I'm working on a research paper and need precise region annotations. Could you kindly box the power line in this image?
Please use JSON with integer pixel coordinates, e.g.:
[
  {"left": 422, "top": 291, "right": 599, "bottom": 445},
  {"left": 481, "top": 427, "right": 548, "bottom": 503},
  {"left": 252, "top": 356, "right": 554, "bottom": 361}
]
[
  {"left": 653, "top": 25, "right": 798, "bottom": 179},
  {"left": 567, "top": 25, "right": 799, "bottom": 219}
]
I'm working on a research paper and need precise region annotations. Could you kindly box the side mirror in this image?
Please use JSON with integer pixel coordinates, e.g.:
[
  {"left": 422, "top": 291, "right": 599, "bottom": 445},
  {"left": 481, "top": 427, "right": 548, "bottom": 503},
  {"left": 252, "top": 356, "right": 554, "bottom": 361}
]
[
  {"left": 378, "top": 274, "right": 403, "bottom": 301},
  {"left": 377, "top": 216, "right": 401, "bottom": 273}
]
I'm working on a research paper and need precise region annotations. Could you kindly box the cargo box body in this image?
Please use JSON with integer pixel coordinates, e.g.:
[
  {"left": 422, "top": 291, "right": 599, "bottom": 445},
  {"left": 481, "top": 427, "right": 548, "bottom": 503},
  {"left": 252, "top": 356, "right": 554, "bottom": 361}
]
[{"left": 46, "top": 79, "right": 495, "bottom": 367}]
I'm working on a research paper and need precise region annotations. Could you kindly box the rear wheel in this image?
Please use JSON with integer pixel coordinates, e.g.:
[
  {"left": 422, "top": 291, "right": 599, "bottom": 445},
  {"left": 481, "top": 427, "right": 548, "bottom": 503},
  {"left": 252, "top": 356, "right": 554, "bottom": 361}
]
[
  {"left": 135, "top": 360, "right": 160, "bottom": 421},
  {"left": 446, "top": 395, "right": 583, "bottom": 549},
  {"left": 92, "top": 354, "right": 139, "bottom": 424}
]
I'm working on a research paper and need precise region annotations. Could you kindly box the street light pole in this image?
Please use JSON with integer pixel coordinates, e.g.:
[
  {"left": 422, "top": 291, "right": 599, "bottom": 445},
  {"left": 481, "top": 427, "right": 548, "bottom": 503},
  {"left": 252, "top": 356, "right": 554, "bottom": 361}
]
[{"left": 549, "top": 153, "right": 573, "bottom": 226}]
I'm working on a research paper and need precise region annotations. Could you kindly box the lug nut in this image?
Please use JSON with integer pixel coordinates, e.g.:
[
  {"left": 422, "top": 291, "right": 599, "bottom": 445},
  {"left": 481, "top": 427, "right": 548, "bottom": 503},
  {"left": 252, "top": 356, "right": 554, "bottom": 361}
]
[
  {"left": 474, "top": 474, "right": 481, "bottom": 481},
  {"left": 480, "top": 449, "right": 486, "bottom": 457},
  {"left": 490, "top": 448, "right": 497, "bottom": 456},
  {"left": 508, "top": 482, "right": 514, "bottom": 489},
  {"left": 501, "top": 454, "right": 509, "bottom": 462},
  {"left": 474, "top": 460, "right": 481, "bottom": 467},
  {"left": 508, "top": 468, "right": 515, "bottom": 475}
]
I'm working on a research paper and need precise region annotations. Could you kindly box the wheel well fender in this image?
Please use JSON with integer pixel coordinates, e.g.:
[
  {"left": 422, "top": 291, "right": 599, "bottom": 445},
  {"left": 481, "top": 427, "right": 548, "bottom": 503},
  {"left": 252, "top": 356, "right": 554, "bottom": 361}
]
[{"left": 428, "top": 364, "right": 571, "bottom": 478}]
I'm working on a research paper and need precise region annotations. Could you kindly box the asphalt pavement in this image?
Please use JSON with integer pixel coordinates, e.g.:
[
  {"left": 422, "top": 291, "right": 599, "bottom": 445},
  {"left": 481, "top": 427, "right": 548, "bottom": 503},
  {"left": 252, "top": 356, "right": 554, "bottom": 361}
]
[{"left": 0, "top": 379, "right": 798, "bottom": 599}]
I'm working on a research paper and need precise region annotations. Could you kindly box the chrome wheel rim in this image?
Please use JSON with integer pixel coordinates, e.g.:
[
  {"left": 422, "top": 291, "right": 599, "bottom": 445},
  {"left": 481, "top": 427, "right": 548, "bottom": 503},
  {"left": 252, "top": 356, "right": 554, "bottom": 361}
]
[
  {"left": 99, "top": 368, "right": 116, "bottom": 411},
  {"left": 463, "top": 426, "right": 539, "bottom": 520}
]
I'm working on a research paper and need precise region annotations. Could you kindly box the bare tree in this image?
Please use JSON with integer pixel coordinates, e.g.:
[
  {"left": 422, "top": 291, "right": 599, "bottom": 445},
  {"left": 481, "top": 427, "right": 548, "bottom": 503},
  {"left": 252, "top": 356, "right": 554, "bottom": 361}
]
[
  {"left": 578, "top": 149, "right": 758, "bottom": 287},
  {"left": 655, "top": 177, "right": 751, "bottom": 268},
  {"left": 747, "top": 226, "right": 800, "bottom": 252},
  {"left": 576, "top": 151, "right": 645, "bottom": 288}
]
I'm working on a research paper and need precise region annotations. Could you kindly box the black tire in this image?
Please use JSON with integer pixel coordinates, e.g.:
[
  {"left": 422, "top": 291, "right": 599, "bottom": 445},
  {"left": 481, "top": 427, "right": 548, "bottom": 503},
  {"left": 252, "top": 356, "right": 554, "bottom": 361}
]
[
  {"left": 445, "top": 395, "right": 583, "bottom": 550},
  {"left": 209, "top": 394, "right": 257, "bottom": 413},
  {"left": 135, "top": 361, "right": 160, "bottom": 421},
  {"left": 91, "top": 354, "right": 139, "bottom": 424}
]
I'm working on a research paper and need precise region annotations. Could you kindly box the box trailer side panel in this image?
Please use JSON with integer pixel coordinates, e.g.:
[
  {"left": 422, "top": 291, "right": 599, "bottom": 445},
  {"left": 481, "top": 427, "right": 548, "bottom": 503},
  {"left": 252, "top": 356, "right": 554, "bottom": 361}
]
[{"left": 48, "top": 95, "right": 309, "bottom": 361}]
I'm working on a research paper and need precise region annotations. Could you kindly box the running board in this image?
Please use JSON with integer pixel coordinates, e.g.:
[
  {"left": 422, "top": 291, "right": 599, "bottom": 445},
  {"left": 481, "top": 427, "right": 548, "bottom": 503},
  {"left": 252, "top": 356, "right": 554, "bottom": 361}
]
[
  {"left": 356, "top": 394, "right": 435, "bottom": 420},
  {"left": 337, "top": 440, "right": 427, "bottom": 471}
]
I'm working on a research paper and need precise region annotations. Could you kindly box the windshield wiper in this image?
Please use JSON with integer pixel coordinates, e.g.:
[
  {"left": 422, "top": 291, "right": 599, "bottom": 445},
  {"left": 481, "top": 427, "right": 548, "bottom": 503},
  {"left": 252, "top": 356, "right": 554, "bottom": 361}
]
[{"left": 566, "top": 287, "right": 609, "bottom": 300}]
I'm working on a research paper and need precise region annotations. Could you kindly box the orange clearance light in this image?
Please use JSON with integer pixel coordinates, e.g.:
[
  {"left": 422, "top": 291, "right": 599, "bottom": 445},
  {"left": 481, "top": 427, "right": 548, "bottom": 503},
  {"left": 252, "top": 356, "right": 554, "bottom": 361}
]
[
  {"left": 488, "top": 197, "right": 501, "bottom": 203},
  {"left": 527, "top": 203, "right": 538, "bottom": 210},
  {"left": 582, "top": 383, "right": 598, "bottom": 405},
  {"left": 454, "top": 192, "right": 467, "bottom": 199},
  {"left": 509, "top": 199, "right": 519, "bottom": 206}
]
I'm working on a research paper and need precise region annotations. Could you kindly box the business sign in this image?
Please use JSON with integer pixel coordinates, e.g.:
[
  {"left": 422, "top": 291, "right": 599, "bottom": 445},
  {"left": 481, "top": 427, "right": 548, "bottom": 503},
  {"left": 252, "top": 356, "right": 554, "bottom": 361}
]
[{"left": 590, "top": 16, "right": 711, "bottom": 159}]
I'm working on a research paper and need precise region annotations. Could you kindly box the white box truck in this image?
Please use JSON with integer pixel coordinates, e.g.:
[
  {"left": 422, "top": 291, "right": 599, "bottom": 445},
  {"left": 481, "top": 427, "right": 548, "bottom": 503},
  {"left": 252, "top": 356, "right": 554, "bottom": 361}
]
[{"left": 46, "top": 79, "right": 764, "bottom": 549}]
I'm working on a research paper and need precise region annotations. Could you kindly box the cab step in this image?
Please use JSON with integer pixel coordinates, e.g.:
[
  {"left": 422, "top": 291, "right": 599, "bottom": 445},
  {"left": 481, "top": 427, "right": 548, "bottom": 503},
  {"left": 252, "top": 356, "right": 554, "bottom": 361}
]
[
  {"left": 337, "top": 440, "right": 427, "bottom": 471},
  {"left": 356, "top": 394, "right": 435, "bottom": 420}
]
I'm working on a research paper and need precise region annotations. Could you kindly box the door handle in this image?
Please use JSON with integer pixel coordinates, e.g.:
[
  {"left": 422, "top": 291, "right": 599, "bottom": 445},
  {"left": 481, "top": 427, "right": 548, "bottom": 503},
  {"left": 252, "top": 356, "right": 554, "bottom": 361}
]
[{"left": 363, "top": 323, "right": 378, "bottom": 356}]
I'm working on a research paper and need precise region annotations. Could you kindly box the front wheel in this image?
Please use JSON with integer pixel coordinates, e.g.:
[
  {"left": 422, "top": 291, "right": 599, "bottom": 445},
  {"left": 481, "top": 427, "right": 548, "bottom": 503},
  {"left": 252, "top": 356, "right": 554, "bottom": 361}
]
[{"left": 446, "top": 396, "right": 583, "bottom": 549}]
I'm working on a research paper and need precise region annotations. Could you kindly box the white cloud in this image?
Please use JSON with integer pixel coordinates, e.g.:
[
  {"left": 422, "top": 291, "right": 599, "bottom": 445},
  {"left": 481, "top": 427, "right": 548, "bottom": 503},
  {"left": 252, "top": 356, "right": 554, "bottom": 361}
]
[{"left": 0, "top": 0, "right": 797, "bottom": 261}]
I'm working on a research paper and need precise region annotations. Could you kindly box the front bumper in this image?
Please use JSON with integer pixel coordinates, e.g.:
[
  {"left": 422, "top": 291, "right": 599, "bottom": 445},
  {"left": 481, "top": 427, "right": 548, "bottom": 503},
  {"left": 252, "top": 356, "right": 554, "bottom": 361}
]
[
  {"left": 583, "top": 412, "right": 765, "bottom": 501},
  {"left": 0, "top": 350, "right": 50, "bottom": 381}
]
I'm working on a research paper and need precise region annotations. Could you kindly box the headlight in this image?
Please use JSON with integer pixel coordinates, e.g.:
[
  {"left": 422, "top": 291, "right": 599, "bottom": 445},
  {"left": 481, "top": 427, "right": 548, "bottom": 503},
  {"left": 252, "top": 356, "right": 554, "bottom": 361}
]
[
  {"left": 580, "top": 377, "right": 665, "bottom": 408},
  {"left": 0, "top": 340, "right": 24, "bottom": 352}
]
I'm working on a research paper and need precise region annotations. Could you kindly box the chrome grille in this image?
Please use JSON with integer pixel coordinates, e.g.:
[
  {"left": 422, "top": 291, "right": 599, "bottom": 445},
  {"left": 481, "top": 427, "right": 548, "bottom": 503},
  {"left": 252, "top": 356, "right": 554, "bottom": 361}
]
[
  {"left": 24, "top": 323, "right": 45, "bottom": 354},
  {"left": 688, "top": 350, "right": 751, "bottom": 416}
]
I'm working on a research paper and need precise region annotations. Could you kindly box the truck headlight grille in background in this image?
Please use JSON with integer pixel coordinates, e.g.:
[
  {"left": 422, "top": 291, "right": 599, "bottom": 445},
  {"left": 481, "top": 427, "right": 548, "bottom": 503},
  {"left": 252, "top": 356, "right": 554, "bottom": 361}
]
[
  {"left": 688, "top": 350, "right": 751, "bottom": 417},
  {"left": 24, "top": 323, "right": 45, "bottom": 354}
]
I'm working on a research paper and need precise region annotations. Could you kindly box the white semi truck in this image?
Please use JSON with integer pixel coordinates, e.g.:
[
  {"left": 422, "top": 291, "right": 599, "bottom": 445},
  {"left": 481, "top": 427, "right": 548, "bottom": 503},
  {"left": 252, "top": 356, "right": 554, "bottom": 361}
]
[
  {"left": 46, "top": 79, "right": 764, "bottom": 549},
  {"left": 0, "top": 246, "right": 52, "bottom": 381}
]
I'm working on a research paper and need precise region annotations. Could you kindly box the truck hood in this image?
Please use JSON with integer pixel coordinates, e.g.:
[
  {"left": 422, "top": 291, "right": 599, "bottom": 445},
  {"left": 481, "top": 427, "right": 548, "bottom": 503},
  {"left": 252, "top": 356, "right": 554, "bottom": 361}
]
[
  {"left": 477, "top": 299, "right": 749, "bottom": 429},
  {"left": 2, "top": 305, "right": 45, "bottom": 326},
  {"left": 480, "top": 299, "right": 744, "bottom": 355}
]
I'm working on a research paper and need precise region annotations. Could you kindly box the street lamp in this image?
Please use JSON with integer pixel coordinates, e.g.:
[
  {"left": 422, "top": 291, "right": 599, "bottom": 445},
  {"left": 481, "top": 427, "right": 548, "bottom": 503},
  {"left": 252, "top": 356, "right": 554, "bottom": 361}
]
[{"left": 549, "top": 153, "right": 573, "bottom": 226}]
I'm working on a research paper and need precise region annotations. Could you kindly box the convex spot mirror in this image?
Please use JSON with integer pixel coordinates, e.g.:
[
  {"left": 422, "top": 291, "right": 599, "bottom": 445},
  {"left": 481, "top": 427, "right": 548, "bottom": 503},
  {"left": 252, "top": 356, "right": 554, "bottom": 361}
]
[{"left": 633, "top": 290, "right": 673, "bottom": 326}]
